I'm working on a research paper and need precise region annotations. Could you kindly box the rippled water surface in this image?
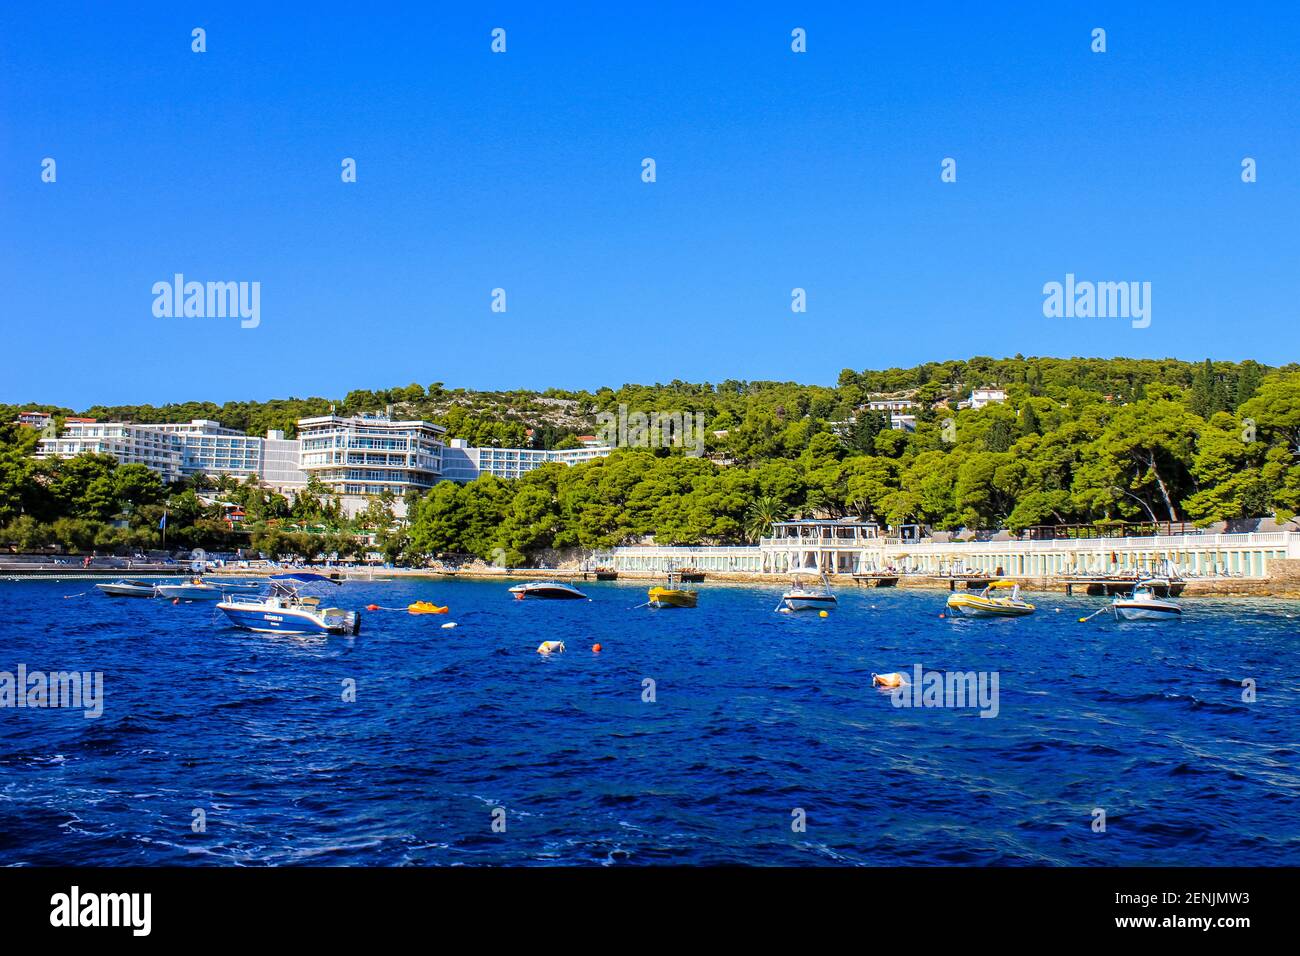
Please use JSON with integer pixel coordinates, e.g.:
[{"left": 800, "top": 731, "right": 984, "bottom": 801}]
[{"left": 1, "top": 577, "right": 1297, "bottom": 866}]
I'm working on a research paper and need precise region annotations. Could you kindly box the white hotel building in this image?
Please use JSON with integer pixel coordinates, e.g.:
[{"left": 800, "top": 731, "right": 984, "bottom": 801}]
[
  {"left": 440, "top": 438, "right": 614, "bottom": 482},
  {"left": 36, "top": 419, "right": 309, "bottom": 488},
  {"left": 296, "top": 414, "right": 446, "bottom": 499},
  {"left": 36, "top": 412, "right": 615, "bottom": 515}
]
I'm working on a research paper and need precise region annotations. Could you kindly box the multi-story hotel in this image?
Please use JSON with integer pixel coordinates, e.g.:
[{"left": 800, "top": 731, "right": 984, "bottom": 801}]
[
  {"left": 296, "top": 413, "right": 446, "bottom": 499},
  {"left": 35, "top": 412, "right": 615, "bottom": 514},
  {"left": 36, "top": 419, "right": 309, "bottom": 488},
  {"left": 35, "top": 420, "right": 186, "bottom": 481},
  {"left": 441, "top": 438, "right": 615, "bottom": 482}
]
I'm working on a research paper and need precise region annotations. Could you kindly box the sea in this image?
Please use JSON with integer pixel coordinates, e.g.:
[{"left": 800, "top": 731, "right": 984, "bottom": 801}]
[{"left": 0, "top": 577, "right": 1296, "bottom": 866}]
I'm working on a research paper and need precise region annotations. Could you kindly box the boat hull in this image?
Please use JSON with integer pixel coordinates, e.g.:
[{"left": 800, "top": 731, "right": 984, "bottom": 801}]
[
  {"left": 1113, "top": 602, "right": 1181, "bottom": 621},
  {"left": 508, "top": 583, "right": 587, "bottom": 600},
  {"left": 156, "top": 584, "right": 222, "bottom": 601},
  {"left": 783, "top": 594, "right": 838, "bottom": 612},
  {"left": 217, "top": 602, "right": 361, "bottom": 635},
  {"left": 946, "top": 595, "right": 1035, "bottom": 617},
  {"left": 648, "top": 587, "right": 697, "bottom": 608},
  {"left": 95, "top": 583, "right": 157, "bottom": 598}
]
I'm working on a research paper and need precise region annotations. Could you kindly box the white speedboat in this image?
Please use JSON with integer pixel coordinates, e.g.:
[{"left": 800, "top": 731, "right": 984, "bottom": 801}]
[
  {"left": 157, "top": 577, "right": 261, "bottom": 601},
  {"left": 96, "top": 579, "right": 159, "bottom": 598},
  {"left": 779, "top": 571, "right": 837, "bottom": 612},
  {"left": 1112, "top": 583, "right": 1182, "bottom": 621},
  {"left": 217, "top": 573, "right": 361, "bottom": 635},
  {"left": 508, "top": 581, "right": 588, "bottom": 600}
]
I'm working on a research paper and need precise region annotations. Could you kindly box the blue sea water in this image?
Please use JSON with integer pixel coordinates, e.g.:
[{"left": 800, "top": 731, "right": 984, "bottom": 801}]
[{"left": 0, "top": 577, "right": 1296, "bottom": 866}]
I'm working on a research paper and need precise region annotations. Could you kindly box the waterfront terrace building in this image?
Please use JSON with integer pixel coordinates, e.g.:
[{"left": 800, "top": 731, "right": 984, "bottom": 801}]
[
  {"left": 764, "top": 518, "right": 884, "bottom": 574},
  {"left": 296, "top": 413, "right": 445, "bottom": 500}
]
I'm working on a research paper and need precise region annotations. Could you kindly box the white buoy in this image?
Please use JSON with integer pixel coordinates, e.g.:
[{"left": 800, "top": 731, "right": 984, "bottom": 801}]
[
  {"left": 872, "top": 672, "right": 908, "bottom": 689},
  {"left": 441, "top": 622, "right": 457, "bottom": 629},
  {"left": 537, "top": 640, "right": 566, "bottom": 654}
]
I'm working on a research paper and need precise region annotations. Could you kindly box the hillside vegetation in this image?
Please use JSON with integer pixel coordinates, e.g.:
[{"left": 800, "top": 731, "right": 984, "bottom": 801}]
[{"left": 3, "top": 356, "right": 1298, "bottom": 563}]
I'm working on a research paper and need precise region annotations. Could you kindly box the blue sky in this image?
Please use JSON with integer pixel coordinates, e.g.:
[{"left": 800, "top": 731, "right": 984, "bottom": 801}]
[{"left": 2, "top": 2, "right": 1298, "bottom": 408}]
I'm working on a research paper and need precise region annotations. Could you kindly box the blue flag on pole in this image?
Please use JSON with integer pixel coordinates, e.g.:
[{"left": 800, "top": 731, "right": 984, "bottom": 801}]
[{"left": 159, "top": 512, "right": 167, "bottom": 529}]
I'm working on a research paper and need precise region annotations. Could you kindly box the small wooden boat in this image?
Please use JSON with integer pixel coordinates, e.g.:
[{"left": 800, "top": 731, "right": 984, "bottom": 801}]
[
  {"left": 647, "top": 570, "right": 698, "bottom": 608},
  {"left": 945, "top": 580, "right": 1035, "bottom": 618},
  {"left": 1112, "top": 583, "right": 1181, "bottom": 621},
  {"left": 508, "top": 581, "right": 587, "bottom": 600},
  {"left": 96, "top": 579, "right": 159, "bottom": 598}
]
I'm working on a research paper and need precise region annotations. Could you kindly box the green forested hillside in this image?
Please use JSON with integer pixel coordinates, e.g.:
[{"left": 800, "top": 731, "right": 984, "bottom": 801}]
[{"left": 3, "top": 356, "right": 1298, "bottom": 562}]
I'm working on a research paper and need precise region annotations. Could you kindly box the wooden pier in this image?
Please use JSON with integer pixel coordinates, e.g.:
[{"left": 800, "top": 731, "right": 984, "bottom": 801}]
[
  {"left": 929, "top": 573, "right": 996, "bottom": 591},
  {"left": 1062, "top": 575, "right": 1185, "bottom": 597}
]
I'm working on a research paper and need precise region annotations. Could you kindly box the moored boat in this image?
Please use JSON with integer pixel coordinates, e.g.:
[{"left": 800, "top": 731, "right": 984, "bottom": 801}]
[
  {"left": 647, "top": 570, "right": 698, "bottom": 608},
  {"left": 946, "top": 580, "right": 1035, "bottom": 617},
  {"left": 95, "top": 579, "right": 160, "bottom": 598},
  {"left": 508, "top": 581, "right": 588, "bottom": 600},
  {"left": 779, "top": 569, "right": 837, "bottom": 611},
  {"left": 1112, "top": 582, "right": 1182, "bottom": 621},
  {"left": 157, "top": 577, "right": 260, "bottom": 601},
  {"left": 217, "top": 573, "right": 361, "bottom": 635}
]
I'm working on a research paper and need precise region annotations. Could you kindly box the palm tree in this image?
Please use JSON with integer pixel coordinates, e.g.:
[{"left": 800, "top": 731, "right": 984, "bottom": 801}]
[{"left": 745, "top": 495, "right": 787, "bottom": 542}]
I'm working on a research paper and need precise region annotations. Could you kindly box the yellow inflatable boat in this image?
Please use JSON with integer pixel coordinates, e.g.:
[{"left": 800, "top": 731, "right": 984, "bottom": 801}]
[
  {"left": 408, "top": 601, "right": 449, "bottom": 615},
  {"left": 945, "top": 580, "right": 1035, "bottom": 618}
]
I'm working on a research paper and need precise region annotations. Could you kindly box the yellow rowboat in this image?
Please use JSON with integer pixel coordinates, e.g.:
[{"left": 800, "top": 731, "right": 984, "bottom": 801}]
[
  {"left": 647, "top": 586, "right": 698, "bottom": 608},
  {"left": 946, "top": 580, "right": 1035, "bottom": 618}
]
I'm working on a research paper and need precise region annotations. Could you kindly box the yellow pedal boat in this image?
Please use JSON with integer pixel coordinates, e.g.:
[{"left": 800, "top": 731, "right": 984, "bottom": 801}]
[{"left": 945, "top": 580, "right": 1035, "bottom": 618}]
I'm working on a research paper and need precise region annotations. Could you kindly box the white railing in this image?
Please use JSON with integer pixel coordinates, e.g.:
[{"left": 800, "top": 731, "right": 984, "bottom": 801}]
[{"left": 891, "top": 532, "right": 1291, "bottom": 554}]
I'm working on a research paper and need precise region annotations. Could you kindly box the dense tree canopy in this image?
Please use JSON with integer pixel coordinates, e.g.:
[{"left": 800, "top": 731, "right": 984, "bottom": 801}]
[{"left": 4, "top": 356, "right": 1299, "bottom": 562}]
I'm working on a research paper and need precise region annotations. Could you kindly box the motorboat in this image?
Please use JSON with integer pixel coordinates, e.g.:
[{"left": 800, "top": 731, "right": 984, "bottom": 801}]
[
  {"left": 647, "top": 570, "right": 698, "bottom": 608},
  {"left": 1112, "top": 582, "right": 1182, "bottom": 621},
  {"left": 156, "top": 577, "right": 261, "bottom": 601},
  {"left": 217, "top": 573, "right": 361, "bottom": 635},
  {"left": 946, "top": 580, "right": 1035, "bottom": 617},
  {"left": 779, "top": 569, "right": 837, "bottom": 612},
  {"left": 95, "top": 579, "right": 159, "bottom": 598},
  {"left": 508, "top": 581, "right": 588, "bottom": 600}
]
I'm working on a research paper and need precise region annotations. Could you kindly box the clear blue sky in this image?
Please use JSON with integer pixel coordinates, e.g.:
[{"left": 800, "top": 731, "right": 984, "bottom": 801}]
[{"left": 2, "top": 2, "right": 1298, "bottom": 408}]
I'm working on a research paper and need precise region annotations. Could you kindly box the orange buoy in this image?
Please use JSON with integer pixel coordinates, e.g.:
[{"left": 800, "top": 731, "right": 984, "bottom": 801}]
[
  {"left": 592, "top": 643, "right": 602, "bottom": 653},
  {"left": 366, "top": 604, "right": 380, "bottom": 611}
]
